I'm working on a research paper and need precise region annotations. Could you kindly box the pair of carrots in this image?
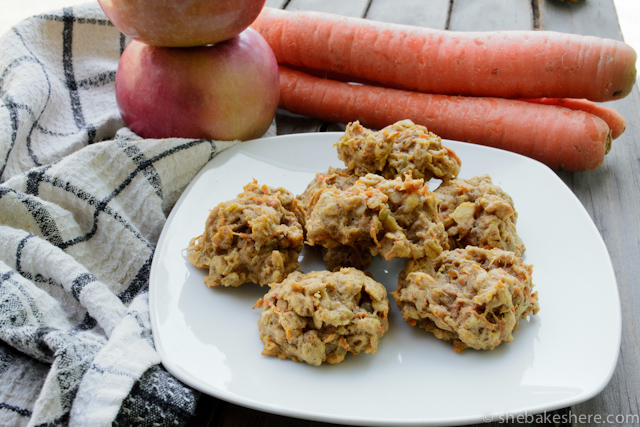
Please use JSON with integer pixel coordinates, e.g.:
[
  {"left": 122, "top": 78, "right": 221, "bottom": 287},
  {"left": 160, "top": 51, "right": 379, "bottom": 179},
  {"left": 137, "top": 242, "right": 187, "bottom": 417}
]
[{"left": 251, "top": 8, "right": 637, "bottom": 171}]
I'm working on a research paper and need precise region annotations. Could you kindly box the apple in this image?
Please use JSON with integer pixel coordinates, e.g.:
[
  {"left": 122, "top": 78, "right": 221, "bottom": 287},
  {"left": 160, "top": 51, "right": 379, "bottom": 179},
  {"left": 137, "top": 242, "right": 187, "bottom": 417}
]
[
  {"left": 115, "top": 28, "right": 279, "bottom": 142},
  {"left": 98, "top": 0, "right": 267, "bottom": 47}
]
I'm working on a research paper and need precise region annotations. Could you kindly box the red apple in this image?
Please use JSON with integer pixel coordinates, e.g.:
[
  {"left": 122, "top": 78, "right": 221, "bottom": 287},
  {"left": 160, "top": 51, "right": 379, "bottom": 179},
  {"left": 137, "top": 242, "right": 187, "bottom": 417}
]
[
  {"left": 115, "top": 28, "right": 279, "bottom": 142},
  {"left": 98, "top": 0, "right": 267, "bottom": 47}
]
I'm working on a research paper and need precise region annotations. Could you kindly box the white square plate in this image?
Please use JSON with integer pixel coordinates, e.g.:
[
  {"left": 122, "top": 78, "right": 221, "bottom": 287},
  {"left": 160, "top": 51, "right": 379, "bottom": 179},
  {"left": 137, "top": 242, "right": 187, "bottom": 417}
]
[{"left": 149, "top": 132, "right": 620, "bottom": 426}]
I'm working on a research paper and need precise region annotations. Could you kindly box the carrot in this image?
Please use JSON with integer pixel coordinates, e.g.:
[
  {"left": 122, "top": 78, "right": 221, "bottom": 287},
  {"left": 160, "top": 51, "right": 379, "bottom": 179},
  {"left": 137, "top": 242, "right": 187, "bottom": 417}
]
[
  {"left": 518, "top": 98, "right": 627, "bottom": 139},
  {"left": 278, "top": 65, "right": 612, "bottom": 171},
  {"left": 252, "top": 7, "right": 637, "bottom": 102}
]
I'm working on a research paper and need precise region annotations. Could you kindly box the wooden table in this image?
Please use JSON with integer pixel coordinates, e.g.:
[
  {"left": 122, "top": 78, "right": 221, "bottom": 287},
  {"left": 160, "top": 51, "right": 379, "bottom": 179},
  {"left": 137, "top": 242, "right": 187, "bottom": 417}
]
[{"left": 189, "top": 0, "right": 640, "bottom": 426}]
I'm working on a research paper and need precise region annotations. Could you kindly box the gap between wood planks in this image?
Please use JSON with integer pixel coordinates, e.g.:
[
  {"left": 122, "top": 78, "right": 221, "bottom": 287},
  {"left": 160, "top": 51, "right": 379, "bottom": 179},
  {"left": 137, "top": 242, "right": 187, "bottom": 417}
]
[
  {"left": 280, "top": 0, "right": 543, "bottom": 29},
  {"left": 441, "top": 0, "right": 543, "bottom": 30},
  {"left": 531, "top": 0, "right": 542, "bottom": 29}
]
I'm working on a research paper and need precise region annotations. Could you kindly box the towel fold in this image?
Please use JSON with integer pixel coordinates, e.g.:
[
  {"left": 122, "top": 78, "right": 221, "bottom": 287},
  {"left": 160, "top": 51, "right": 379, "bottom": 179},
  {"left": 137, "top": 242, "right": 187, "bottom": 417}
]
[{"left": 0, "top": 2, "right": 274, "bottom": 425}]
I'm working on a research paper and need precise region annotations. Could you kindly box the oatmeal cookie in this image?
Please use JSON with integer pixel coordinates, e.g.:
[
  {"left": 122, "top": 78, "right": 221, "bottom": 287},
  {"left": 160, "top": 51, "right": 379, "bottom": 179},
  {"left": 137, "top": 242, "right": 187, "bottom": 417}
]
[
  {"left": 434, "top": 175, "right": 525, "bottom": 256},
  {"left": 297, "top": 167, "right": 358, "bottom": 215},
  {"left": 304, "top": 173, "right": 449, "bottom": 261},
  {"left": 335, "top": 120, "right": 461, "bottom": 181},
  {"left": 392, "top": 247, "right": 539, "bottom": 352},
  {"left": 255, "top": 268, "right": 390, "bottom": 365},
  {"left": 186, "top": 181, "right": 304, "bottom": 287}
]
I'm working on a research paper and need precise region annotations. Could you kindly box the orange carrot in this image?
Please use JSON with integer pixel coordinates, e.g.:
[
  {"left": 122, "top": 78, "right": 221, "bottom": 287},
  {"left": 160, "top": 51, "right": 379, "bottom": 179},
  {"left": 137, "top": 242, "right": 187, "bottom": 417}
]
[
  {"left": 278, "top": 65, "right": 612, "bottom": 171},
  {"left": 252, "top": 7, "right": 637, "bottom": 102},
  {"left": 518, "top": 98, "right": 627, "bottom": 139}
]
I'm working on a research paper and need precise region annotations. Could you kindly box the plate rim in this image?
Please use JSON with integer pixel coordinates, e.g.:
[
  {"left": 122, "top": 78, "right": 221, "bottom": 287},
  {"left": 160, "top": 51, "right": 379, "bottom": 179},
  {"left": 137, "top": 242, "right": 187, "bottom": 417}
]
[{"left": 149, "top": 132, "right": 621, "bottom": 426}]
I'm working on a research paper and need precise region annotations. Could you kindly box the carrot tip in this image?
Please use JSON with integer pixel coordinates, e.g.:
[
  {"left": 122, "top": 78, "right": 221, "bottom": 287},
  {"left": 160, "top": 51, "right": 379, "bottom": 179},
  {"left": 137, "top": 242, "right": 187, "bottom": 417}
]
[{"left": 605, "top": 132, "right": 613, "bottom": 155}]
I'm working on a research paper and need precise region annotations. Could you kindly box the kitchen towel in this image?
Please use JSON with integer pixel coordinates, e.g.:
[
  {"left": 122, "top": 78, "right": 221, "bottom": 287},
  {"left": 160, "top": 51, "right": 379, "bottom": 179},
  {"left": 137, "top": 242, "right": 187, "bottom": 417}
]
[{"left": 0, "top": 2, "right": 275, "bottom": 425}]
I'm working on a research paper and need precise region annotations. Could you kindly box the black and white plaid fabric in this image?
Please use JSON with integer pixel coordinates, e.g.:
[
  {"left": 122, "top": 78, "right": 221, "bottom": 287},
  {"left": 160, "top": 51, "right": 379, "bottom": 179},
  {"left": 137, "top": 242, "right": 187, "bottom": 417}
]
[{"left": 0, "top": 2, "right": 273, "bottom": 425}]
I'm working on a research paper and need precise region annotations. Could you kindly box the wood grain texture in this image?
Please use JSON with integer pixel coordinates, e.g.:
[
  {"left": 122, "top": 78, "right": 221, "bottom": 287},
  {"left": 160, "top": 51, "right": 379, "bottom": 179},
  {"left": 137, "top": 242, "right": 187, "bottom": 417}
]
[
  {"left": 365, "top": 0, "right": 450, "bottom": 29},
  {"left": 449, "top": 0, "right": 533, "bottom": 30},
  {"left": 556, "top": 93, "right": 640, "bottom": 427},
  {"left": 274, "top": 110, "right": 325, "bottom": 135},
  {"left": 264, "top": 0, "right": 288, "bottom": 9},
  {"left": 540, "top": 0, "right": 623, "bottom": 39},
  {"left": 543, "top": 1, "right": 640, "bottom": 426},
  {"left": 285, "top": 0, "right": 370, "bottom": 18}
]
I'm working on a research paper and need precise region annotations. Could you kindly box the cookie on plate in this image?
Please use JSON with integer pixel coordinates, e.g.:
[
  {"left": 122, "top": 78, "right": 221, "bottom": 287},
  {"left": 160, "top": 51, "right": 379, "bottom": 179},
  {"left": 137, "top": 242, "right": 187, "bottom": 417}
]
[
  {"left": 304, "top": 172, "right": 448, "bottom": 262},
  {"left": 434, "top": 174, "right": 525, "bottom": 256},
  {"left": 335, "top": 119, "right": 461, "bottom": 181},
  {"left": 255, "top": 268, "right": 390, "bottom": 366},
  {"left": 186, "top": 181, "right": 305, "bottom": 287},
  {"left": 392, "top": 246, "right": 539, "bottom": 352}
]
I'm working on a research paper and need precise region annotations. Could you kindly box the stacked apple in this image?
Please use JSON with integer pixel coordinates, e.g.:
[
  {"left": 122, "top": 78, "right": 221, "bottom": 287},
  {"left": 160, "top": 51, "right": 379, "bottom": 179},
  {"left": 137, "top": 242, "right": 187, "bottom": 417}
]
[{"left": 99, "top": 0, "right": 279, "bottom": 141}]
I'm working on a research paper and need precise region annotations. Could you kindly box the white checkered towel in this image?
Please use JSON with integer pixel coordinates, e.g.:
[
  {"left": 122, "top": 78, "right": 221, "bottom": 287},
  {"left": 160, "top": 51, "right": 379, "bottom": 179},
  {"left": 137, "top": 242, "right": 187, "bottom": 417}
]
[{"left": 0, "top": 2, "right": 275, "bottom": 425}]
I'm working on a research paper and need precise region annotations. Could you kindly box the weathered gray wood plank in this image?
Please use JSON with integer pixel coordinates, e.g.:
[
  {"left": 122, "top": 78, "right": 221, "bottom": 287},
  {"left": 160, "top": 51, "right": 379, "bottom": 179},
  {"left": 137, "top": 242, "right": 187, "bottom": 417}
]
[
  {"left": 539, "top": 0, "right": 622, "bottom": 39},
  {"left": 214, "top": 402, "right": 349, "bottom": 427},
  {"left": 542, "top": 1, "right": 640, "bottom": 426},
  {"left": 365, "top": 0, "right": 450, "bottom": 29},
  {"left": 449, "top": 0, "right": 534, "bottom": 31},
  {"left": 264, "top": 0, "right": 287, "bottom": 9},
  {"left": 285, "top": 0, "right": 370, "bottom": 18},
  {"left": 557, "top": 91, "right": 640, "bottom": 427},
  {"left": 275, "top": 110, "right": 325, "bottom": 135}
]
